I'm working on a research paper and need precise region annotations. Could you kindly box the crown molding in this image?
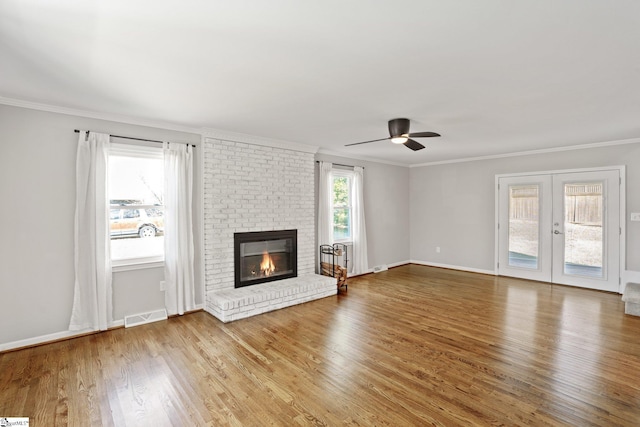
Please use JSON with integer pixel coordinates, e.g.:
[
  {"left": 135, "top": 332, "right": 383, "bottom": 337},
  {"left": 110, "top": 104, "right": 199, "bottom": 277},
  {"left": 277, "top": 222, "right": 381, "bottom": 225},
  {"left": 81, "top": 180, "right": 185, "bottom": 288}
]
[
  {"left": 1, "top": 96, "right": 320, "bottom": 153},
  {"left": 202, "top": 128, "right": 319, "bottom": 154},
  {"left": 316, "top": 148, "right": 409, "bottom": 168},
  {"left": 0, "top": 96, "right": 201, "bottom": 135},
  {"left": 5, "top": 96, "right": 638, "bottom": 166},
  {"left": 410, "top": 137, "right": 640, "bottom": 168}
]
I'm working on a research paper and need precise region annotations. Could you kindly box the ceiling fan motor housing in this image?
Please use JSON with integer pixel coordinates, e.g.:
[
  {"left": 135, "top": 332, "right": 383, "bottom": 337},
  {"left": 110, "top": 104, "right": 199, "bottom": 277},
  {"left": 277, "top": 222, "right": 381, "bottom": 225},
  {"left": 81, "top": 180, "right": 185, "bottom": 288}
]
[{"left": 388, "top": 118, "right": 410, "bottom": 137}]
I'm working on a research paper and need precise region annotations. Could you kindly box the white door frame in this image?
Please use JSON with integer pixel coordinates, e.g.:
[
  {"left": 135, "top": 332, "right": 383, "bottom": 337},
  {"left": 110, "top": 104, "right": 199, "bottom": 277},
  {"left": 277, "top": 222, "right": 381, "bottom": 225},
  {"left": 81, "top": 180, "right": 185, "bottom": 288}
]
[{"left": 494, "top": 165, "right": 626, "bottom": 293}]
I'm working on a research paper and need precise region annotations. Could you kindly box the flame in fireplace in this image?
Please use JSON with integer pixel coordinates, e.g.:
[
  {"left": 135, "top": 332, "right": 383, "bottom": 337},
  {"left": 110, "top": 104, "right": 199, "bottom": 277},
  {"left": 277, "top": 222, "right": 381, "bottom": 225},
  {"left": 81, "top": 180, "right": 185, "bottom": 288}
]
[{"left": 260, "top": 251, "right": 276, "bottom": 276}]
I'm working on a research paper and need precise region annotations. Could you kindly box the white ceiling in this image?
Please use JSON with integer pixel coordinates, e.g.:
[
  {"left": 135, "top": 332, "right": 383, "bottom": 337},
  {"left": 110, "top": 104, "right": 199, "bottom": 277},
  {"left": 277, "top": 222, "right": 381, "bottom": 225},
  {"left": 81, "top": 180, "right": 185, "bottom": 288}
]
[{"left": 2, "top": 1, "right": 640, "bottom": 166}]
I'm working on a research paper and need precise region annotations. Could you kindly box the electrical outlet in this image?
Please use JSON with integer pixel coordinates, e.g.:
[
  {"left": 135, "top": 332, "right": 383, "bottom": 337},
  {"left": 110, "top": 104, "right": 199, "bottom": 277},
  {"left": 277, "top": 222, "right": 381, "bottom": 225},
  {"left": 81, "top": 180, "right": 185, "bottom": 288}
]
[
  {"left": 159, "top": 281, "right": 166, "bottom": 291},
  {"left": 436, "top": 246, "right": 441, "bottom": 253},
  {"left": 631, "top": 212, "right": 640, "bottom": 221}
]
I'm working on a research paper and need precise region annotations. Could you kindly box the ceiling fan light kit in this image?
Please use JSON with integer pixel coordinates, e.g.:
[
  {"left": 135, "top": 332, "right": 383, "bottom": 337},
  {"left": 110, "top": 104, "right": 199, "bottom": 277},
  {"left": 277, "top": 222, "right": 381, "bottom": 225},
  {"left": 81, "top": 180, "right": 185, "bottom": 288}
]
[
  {"left": 391, "top": 136, "right": 409, "bottom": 144},
  {"left": 346, "top": 118, "right": 440, "bottom": 151}
]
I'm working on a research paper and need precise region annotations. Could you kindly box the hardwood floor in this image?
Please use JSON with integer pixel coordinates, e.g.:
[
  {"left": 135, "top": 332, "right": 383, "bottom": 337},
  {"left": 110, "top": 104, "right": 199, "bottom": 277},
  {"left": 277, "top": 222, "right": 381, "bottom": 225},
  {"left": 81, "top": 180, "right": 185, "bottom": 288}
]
[{"left": 2, "top": 264, "right": 640, "bottom": 426}]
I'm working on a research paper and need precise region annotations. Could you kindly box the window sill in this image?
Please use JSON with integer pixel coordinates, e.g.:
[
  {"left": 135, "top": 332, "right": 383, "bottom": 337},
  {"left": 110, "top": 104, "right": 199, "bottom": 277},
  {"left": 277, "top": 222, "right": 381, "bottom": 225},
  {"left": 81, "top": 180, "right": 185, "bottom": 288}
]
[
  {"left": 112, "top": 259, "right": 164, "bottom": 272},
  {"left": 333, "top": 240, "right": 353, "bottom": 245}
]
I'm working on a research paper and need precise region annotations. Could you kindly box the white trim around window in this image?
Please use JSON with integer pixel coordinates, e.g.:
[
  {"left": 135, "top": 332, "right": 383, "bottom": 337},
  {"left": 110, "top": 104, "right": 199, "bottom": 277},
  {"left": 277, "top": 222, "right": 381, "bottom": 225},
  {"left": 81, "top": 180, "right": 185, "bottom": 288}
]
[{"left": 331, "top": 169, "right": 354, "bottom": 244}]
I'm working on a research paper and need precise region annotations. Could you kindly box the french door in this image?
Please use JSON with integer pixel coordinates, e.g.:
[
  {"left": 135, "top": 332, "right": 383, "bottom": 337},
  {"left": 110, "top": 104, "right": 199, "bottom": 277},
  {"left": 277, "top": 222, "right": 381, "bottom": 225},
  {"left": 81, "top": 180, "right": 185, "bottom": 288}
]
[{"left": 497, "top": 169, "right": 621, "bottom": 292}]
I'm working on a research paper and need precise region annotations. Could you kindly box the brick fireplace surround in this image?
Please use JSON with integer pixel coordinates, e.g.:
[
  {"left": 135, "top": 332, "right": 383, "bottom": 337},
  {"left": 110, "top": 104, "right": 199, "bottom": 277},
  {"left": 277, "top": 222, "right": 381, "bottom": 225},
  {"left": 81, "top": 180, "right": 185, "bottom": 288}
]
[{"left": 203, "top": 138, "right": 336, "bottom": 322}]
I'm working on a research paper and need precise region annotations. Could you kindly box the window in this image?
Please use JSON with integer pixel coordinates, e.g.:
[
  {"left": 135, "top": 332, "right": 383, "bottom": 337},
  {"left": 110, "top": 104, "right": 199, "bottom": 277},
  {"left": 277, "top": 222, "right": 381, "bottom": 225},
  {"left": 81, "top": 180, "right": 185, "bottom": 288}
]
[
  {"left": 108, "top": 143, "right": 164, "bottom": 265},
  {"left": 332, "top": 172, "right": 352, "bottom": 241}
]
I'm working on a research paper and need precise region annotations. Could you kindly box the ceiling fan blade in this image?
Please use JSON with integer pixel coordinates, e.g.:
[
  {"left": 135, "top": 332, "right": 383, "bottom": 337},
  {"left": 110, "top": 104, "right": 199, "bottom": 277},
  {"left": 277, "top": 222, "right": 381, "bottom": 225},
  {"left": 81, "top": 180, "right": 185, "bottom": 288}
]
[
  {"left": 408, "top": 131, "right": 441, "bottom": 138},
  {"left": 404, "top": 138, "right": 425, "bottom": 151},
  {"left": 345, "top": 137, "right": 389, "bottom": 147}
]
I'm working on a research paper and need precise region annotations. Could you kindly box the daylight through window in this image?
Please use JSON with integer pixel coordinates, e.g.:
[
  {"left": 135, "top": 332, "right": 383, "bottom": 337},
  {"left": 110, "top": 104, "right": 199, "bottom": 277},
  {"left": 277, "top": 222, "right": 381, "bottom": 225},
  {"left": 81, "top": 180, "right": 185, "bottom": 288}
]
[
  {"left": 332, "top": 173, "right": 352, "bottom": 241},
  {"left": 109, "top": 143, "right": 164, "bottom": 265}
]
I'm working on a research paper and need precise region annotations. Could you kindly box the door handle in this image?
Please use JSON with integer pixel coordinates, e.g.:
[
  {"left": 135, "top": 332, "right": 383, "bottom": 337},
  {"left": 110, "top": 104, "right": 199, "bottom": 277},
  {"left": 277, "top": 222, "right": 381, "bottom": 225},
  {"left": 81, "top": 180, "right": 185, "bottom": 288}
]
[{"left": 554, "top": 230, "right": 563, "bottom": 234}]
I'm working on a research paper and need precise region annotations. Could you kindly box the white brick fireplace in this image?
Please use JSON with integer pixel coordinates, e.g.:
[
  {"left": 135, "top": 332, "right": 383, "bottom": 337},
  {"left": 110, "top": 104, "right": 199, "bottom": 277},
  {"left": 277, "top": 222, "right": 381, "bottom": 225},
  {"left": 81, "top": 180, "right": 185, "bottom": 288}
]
[{"left": 203, "top": 137, "right": 335, "bottom": 322}]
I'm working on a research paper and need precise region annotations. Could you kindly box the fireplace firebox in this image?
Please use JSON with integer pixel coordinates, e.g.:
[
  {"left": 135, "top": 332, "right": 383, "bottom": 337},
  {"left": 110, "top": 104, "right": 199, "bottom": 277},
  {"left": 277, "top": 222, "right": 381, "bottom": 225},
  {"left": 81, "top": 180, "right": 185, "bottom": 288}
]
[{"left": 234, "top": 229, "right": 297, "bottom": 288}]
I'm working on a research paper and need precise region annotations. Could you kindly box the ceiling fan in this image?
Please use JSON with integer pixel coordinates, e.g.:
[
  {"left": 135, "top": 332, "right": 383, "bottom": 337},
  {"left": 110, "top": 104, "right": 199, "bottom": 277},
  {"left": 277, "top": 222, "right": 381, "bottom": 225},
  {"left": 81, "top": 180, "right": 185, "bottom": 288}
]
[{"left": 345, "top": 118, "right": 440, "bottom": 151}]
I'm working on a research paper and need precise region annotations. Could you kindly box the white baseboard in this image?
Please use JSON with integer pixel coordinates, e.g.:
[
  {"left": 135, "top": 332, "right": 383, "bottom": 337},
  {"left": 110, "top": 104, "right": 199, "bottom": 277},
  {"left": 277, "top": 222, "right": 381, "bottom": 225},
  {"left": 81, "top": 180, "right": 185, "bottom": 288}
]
[
  {"left": 349, "top": 259, "right": 493, "bottom": 277},
  {"left": 111, "top": 319, "right": 125, "bottom": 328},
  {"left": 387, "top": 260, "right": 411, "bottom": 269},
  {"left": 372, "top": 264, "right": 388, "bottom": 273},
  {"left": 348, "top": 260, "right": 411, "bottom": 277},
  {"left": 409, "top": 260, "right": 495, "bottom": 276},
  {"left": 0, "top": 319, "right": 129, "bottom": 352},
  {"left": 0, "top": 304, "right": 204, "bottom": 352},
  {"left": 0, "top": 328, "right": 95, "bottom": 352}
]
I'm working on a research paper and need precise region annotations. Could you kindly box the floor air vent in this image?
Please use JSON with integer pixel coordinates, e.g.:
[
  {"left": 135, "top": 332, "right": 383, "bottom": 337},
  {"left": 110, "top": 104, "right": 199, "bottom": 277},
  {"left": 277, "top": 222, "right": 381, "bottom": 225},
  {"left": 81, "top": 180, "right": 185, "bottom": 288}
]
[
  {"left": 124, "top": 309, "right": 168, "bottom": 328},
  {"left": 373, "top": 264, "right": 388, "bottom": 273}
]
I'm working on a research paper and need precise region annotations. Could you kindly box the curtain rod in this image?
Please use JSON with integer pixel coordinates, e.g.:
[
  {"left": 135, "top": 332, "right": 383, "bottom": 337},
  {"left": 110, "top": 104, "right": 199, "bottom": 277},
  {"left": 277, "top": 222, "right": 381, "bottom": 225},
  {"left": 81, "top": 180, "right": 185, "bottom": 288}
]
[
  {"left": 315, "top": 160, "right": 363, "bottom": 169},
  {"left": 74, "top": 129, "right": 195, "bottom": 147}
]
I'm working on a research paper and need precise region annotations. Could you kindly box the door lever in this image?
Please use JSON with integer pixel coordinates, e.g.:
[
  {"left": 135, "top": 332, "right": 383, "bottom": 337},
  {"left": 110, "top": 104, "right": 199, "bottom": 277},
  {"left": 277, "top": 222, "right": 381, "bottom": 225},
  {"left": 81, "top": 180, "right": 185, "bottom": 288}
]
[{"left": 553, "top": 230, "right": 563, "bottom": 234}]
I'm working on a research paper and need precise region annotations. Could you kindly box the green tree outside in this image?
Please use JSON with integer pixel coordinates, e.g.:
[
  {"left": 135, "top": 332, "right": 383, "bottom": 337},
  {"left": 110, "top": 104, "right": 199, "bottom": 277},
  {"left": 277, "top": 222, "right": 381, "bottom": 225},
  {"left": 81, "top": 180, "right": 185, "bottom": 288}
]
[{"left": 333, "top": 176, "right": 351, "bottom": 239}]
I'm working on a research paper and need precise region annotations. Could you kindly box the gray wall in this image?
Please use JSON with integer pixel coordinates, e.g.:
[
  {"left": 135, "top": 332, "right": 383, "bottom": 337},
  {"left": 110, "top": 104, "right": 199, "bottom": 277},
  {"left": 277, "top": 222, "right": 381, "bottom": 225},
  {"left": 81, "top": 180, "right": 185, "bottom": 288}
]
[
  {"left": 0, "top": 104, "right": 203, "bottom": 346},
  {"left": 4, "top": 101, "right": 638, "bottom": 347},
  {"left": 410, "top": 143, "right": 640, "bottom": 276},
  {"left": 315, "top": 153, "right": 411, "bottom": 269}
]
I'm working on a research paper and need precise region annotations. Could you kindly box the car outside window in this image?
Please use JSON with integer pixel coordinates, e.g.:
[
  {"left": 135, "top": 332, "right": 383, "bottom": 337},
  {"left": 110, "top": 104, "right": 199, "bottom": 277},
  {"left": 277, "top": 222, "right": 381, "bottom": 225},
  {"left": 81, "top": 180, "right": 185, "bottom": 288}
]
[{"left": 109, "top": 143, "right": 164, "bottom": 266}]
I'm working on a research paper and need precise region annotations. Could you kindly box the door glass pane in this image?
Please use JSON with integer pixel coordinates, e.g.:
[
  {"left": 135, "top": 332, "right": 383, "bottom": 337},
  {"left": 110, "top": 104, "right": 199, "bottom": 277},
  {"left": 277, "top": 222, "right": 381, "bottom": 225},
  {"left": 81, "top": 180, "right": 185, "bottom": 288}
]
[
  {"left": 563, "top": 182, "right": 603, "bottom": 277},
  {"left": 508, "top": 185, "right": 539, "bottom": 269}
]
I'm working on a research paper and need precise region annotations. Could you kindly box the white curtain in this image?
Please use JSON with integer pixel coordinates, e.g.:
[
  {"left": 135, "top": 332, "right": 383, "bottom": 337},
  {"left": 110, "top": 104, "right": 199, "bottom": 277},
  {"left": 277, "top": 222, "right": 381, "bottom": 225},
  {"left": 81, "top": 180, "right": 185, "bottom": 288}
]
[
  {"left": 69, "top": 131, "right": 112, "bottom": 331},
  {"left": 317, "top": 161, "right": 333, "bottom": 273},
  {"left": 351, "top": 166, "right": 368, "bottom": 275},
  {"left": 164, "top": 142, "right": 195, "bottom": 316}
]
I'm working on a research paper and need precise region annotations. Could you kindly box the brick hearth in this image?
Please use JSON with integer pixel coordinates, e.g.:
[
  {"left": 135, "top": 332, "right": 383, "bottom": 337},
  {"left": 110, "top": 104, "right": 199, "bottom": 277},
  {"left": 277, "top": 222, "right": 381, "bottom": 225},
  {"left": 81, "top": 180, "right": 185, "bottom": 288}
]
[
  {"left": 207, "top": 274, "right": 336, "bottom": 322},
  {"left": 203, "top": 137, "right": 333, "bottom": 322}
]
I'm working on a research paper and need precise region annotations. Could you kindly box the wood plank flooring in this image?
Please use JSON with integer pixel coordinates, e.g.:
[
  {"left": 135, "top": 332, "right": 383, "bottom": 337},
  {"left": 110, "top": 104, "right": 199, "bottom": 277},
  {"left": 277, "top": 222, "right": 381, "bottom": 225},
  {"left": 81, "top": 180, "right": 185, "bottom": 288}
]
[{"left": 2, "top": 264, "right": 640, "bottom": 426}]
